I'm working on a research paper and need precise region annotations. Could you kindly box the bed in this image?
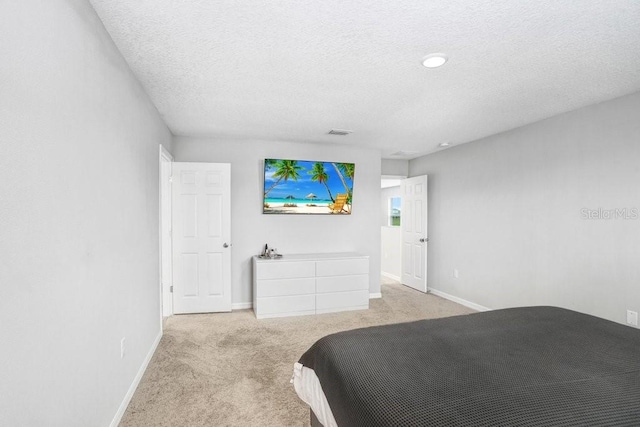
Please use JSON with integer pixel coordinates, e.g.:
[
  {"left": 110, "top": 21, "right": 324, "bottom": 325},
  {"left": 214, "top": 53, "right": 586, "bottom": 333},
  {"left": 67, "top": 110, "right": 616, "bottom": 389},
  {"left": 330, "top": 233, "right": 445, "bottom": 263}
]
[{"left": 292, "top": 307, "right": 640, "bottom": 426}]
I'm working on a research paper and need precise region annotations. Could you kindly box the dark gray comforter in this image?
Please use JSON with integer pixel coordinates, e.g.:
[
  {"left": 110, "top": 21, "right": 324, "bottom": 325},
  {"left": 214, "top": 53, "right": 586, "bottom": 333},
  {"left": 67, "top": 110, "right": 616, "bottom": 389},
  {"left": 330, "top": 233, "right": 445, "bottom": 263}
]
[{"left": 298, "top": 307, "right": 640, "bottom": 426}]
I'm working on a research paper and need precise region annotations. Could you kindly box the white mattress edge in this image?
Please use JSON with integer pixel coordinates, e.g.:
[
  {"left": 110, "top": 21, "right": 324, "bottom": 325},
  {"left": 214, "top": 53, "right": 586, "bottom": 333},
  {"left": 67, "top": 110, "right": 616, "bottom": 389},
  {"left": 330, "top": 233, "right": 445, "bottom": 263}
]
[{"left": 291, "top": 362, "right": 338, "bottom": 427}]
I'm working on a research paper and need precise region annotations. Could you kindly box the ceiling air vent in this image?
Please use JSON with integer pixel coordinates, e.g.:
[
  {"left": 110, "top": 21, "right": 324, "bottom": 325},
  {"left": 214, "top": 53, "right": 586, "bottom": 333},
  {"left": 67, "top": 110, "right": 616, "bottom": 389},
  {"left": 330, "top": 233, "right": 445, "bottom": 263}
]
[
  {"left": 390, "top": 150, "right": 419, "bottom": 158},
  {"left": 328, "top": 129, "right": 353, "bottom": 136}
]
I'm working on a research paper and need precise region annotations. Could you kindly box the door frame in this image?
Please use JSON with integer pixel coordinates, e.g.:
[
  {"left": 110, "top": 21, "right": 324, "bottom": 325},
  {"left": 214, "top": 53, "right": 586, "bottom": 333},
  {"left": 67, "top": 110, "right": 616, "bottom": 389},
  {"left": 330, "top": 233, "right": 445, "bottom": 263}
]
[{"left": 159, "top": 145, "right": 174, "bottom": 319}]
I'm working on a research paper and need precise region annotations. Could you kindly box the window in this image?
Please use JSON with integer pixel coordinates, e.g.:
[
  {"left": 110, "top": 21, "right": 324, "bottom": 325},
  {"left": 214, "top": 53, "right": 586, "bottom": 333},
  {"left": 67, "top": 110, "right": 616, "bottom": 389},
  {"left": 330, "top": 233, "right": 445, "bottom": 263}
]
[{"left": 389, "top": 197, "right": 401, "bottom": 226}]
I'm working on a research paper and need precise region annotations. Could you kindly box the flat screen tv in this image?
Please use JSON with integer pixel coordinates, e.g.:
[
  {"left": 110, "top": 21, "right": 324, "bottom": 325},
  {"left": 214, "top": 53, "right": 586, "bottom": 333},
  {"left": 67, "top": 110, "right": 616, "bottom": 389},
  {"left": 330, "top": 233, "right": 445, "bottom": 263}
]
[{"left": 263, "top": 158, "right": 355, "bottom": 215}]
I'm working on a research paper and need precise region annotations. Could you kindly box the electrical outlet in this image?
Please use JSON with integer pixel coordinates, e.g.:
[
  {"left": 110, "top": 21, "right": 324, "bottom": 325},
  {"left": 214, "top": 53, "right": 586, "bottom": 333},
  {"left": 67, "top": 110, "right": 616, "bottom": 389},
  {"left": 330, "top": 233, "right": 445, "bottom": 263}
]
[
  {"left": 453, "top": 269, "right": 459, "bottom": 279},
  {"left": 120, "top": 338, "right": 126, "bottom": 358},
  {"left": 627, "top": 310, "right": 638, "bottom": 327}
]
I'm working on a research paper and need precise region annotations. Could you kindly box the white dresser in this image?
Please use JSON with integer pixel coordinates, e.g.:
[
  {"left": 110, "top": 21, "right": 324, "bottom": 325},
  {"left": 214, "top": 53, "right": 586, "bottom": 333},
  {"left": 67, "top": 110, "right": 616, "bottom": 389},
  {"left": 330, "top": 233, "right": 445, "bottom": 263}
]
[{"left": 252, "top": 252, "right": 370, "bottom": 319}]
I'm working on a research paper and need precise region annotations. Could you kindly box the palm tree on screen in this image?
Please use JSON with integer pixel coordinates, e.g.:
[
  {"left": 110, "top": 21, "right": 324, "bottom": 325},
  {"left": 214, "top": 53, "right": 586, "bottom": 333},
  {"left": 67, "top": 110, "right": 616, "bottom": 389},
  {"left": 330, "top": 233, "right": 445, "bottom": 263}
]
[
  {"left": 309, "top": 162, "right": 334, "bottom": 202},
  {"left": 264, "top": 160, "right": 303, "bottom": 197},
  {"left": 331, "top": 163, "right": 354, "bottom": 197},
  {"left": 338, "top": 163, "right": 355, "bottom": 182},
  {"left": 331, "top": 162, "right": 355, "bottom": 212},
  {"left": 264, "top": 159, "right": 277, "bottom": 171}
]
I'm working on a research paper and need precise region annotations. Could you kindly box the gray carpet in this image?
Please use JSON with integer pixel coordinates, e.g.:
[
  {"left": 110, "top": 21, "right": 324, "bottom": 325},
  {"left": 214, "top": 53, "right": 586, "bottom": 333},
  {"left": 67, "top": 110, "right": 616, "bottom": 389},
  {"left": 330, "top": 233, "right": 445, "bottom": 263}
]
[{"left": 120, "top": 279, "right": 475, "bottom": 426}]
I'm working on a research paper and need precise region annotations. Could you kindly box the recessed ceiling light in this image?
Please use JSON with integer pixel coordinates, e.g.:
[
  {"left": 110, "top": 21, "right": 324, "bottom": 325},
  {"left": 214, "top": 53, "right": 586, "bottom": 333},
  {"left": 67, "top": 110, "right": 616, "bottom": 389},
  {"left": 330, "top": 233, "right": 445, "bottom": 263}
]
[
  {"left": 438, "top": 142, "right": 451, "bottom": 147},
  {"left": 422, "top": 53, "right": 448, "bottom": 68}
]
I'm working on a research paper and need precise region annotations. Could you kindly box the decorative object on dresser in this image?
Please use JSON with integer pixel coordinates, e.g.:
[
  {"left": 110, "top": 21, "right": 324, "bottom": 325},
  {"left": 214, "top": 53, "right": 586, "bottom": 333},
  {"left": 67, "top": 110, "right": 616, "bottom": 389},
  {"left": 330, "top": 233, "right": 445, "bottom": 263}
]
[
  {"left": 252, "top": 253, "right": 369, "bottom": 319},
  {"left": 259, "top": 243, "right": 281, "bottom": 259}
]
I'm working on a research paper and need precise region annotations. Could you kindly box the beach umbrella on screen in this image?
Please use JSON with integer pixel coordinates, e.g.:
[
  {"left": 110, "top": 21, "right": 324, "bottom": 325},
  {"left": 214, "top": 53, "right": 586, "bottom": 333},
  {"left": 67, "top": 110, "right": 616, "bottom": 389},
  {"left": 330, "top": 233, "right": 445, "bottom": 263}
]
[
  {"left": 305, "top": 193, "right": 317, "bottom": 199},
  {"left": 285, "top": 195, "right": 295, "bottom": 199}
]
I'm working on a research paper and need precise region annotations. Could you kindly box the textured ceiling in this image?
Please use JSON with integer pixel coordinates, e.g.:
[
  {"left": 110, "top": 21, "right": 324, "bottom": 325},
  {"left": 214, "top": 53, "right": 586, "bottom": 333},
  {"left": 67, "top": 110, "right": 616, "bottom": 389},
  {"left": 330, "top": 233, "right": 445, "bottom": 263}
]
[{"left": 90, "top": 0, "right": 640, "bottom": 159}]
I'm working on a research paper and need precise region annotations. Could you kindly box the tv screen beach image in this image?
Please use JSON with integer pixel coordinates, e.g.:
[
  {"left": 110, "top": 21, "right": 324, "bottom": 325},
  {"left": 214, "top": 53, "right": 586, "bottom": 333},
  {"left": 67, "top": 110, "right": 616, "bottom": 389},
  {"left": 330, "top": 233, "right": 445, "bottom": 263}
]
[{"left": 263, "top": 159, "right": 355, "bottom": 215}]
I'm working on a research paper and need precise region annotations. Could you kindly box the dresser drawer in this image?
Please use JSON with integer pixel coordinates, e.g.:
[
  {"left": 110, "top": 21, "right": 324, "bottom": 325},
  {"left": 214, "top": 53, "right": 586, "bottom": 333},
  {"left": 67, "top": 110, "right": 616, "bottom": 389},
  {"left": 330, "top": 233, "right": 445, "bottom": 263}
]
[
  {"left": 256, "top": 261, "right": 315, "bottom": 280},
  {"left": 316, "top": 290, "right": 369, "bottom": 313},
  {"left": 316, "top": 258, "right": 368, "bottom": 277},
  {"left": 257, "top": 294, "right": 315, "bottom": 316},
  {"left": 257, "top": 278, "right": 315, "bottom": 298},
  {"left": 316, "top": 274, "right": 368, "bottom": 294}
]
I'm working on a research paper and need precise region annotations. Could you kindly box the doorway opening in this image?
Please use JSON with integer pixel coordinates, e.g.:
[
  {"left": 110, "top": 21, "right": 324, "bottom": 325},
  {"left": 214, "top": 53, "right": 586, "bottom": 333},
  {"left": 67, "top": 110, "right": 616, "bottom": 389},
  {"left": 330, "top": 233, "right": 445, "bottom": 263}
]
[{"left": 381, "top": 177, "right": 404, "bottom": 282}]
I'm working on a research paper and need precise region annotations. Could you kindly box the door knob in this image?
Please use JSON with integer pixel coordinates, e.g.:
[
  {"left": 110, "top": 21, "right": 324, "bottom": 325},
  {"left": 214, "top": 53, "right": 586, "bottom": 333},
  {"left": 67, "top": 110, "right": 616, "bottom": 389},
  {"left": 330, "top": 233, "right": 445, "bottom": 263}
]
[
  {"left": 419, "top": 238, "right": 429, "bottom": 243},
  {"left": 223, "top": 243, "right": 230, "bottom": 248}
]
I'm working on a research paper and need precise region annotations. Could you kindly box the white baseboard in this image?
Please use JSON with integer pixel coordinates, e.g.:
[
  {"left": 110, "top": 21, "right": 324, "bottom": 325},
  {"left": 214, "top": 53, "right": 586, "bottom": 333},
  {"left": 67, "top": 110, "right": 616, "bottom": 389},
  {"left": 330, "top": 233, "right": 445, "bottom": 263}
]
[
  {"left": 110, "top": 330, "right": 162, "bottom": 427},
  {"left": 369, "top": 292, "right": 382, "bottom": 299},
  {"left": 428, "top": 288, "right": 491, "bottom": 312},
  {"left": 381, "top": 272, "right": 401, "bottom": 282},
  {"left": 232, "top": 302, "right": 252, "bottom": 310}
]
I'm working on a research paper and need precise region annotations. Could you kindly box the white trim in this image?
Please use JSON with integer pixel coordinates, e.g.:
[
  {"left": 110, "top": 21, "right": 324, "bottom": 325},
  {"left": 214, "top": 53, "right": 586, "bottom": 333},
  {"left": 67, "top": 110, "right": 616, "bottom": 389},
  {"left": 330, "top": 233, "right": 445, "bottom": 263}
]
[
  {"left": 160, "top": 144, "right": 173, "bottom": 162},
  {"left": 428, "top": 288, "right": 491, "bottom": 312},
  {"left": 109, "top": 330, "right": 162, "bottom": 427},
  {"left": 381, "top": 271, "right": 401, "bottom": 282},
  {"left": 232, "top": 302, "right": 253, "bottom": 310},
  {"left": 159, "top": 145, "right": 173, "bottom": 319},
  {"left": 369, "top": 292, "right": 382, "bottom": 299}
]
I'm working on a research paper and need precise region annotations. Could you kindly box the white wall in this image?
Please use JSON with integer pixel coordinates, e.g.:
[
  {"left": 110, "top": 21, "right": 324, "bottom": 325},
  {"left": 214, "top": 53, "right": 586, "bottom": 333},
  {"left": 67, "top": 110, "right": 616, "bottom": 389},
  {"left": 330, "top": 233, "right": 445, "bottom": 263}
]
[
  {"left": 0, "top": 1, "right": 172, "bottom": 425},
  {"left": 410, "top": 91, "right": 640, "bottom": 325},
  {"left": 381, "top": 159, "right": 408, "bottom": 177},
  {"left": 380, "top": 186, "right": 402, "bottom": 279},
  {"left": 173, "top": 137, "right": 382, "bottom": 303}
]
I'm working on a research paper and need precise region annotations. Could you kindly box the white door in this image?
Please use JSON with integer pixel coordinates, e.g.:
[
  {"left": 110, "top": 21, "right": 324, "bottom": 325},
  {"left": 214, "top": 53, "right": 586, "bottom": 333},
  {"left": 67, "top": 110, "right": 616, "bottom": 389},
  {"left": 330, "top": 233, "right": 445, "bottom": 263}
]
[
  {"left": 172, "top": 162, "right": 232, "bottom": 313},
  {"left": 401, "top": 175, "right": 428, "bottom": 292}
]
